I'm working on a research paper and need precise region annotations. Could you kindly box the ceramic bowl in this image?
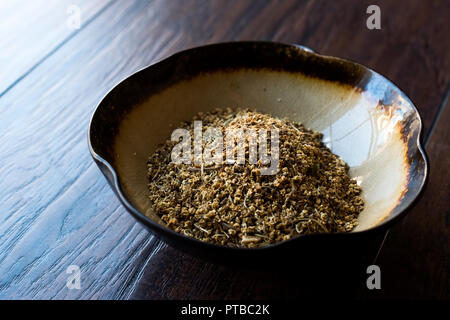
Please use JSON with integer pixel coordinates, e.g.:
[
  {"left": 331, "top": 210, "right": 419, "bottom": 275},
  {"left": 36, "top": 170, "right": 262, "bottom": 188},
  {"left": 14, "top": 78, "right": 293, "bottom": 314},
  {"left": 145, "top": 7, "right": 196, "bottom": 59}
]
[{"left": 88, "top": 42, "right": 427, "bottom": 264}]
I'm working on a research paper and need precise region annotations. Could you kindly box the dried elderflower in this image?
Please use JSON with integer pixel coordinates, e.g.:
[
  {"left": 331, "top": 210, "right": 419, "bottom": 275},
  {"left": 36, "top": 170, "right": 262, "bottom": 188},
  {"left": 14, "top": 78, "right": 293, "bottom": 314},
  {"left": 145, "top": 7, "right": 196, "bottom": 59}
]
[{"left": 147, "top": 108, "right": 364, "bottom": 248}]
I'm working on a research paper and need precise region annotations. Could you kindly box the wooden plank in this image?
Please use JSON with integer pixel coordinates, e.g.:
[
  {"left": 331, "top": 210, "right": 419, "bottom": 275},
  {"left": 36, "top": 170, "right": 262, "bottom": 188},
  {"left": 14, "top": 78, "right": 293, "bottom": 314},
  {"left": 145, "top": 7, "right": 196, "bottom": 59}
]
[
  {"left": 365, "top": 93, "right": 450, "bottom": 299},
  {"left": 0, "top": 0, "right": 182, "bottom": 299},
  {"left": 0, "top": 0, "right": 111, "bottom": 96},
  {"left": 0, "top": 0, "right": 448, "bottom": 299}
]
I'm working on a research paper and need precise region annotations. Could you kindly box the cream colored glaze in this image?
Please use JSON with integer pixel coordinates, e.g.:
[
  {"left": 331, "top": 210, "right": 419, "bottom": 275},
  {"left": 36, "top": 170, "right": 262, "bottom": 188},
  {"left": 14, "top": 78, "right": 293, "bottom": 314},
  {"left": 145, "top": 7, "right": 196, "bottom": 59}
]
[{"left": 114, "top": 70, "right": 409, "bottom": 231}]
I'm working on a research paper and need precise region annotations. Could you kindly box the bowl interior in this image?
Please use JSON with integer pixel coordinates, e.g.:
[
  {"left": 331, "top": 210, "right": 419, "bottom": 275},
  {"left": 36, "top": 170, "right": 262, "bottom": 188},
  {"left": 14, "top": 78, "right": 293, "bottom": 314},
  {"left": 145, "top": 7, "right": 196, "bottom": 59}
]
[{"left": 90, "top": 42, "right": 426, "bottom": 236}]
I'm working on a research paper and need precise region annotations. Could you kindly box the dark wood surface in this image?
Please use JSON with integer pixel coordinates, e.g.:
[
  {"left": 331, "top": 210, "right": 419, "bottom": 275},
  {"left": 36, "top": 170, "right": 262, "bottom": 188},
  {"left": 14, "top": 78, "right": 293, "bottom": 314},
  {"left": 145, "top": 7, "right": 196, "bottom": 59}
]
[{"left": 0, "top": 0, "right": 448, "bottom": 299}]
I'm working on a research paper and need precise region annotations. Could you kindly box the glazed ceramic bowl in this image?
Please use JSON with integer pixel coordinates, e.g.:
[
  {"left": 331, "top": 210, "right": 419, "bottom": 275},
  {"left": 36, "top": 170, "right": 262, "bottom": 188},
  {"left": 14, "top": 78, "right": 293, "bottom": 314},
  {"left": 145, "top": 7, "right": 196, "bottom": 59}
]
[{"left": 88, "top": 42, "right": 427, "bottom": 263}]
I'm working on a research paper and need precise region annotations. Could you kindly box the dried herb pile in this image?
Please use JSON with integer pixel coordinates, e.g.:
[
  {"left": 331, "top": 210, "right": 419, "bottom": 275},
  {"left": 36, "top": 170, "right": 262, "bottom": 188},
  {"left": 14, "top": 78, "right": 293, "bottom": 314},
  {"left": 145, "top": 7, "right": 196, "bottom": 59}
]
[{"left": 147, "top": 108, "right": 364, "bottom": 248}]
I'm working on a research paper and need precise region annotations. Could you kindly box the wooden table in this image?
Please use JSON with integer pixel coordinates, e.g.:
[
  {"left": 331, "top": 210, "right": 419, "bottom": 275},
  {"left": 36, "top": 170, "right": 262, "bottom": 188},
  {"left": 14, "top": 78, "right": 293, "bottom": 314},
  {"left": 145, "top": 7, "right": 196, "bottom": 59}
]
[{"left": 0, "top": 0, "right": 448, "bottom": 299}]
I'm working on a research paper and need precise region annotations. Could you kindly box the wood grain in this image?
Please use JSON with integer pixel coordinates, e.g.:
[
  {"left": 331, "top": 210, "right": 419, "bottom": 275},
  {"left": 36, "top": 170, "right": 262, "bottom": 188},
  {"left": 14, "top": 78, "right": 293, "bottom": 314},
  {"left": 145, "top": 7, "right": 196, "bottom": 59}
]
[
  {"left": 0, "top": 0, "right": 448, "bottom": 299},
  {"left": 0, "top": 0, "right": 112, "bottom": 96},
  {"left": 0, "top": 0, "right": 179, "bottom": 299}
]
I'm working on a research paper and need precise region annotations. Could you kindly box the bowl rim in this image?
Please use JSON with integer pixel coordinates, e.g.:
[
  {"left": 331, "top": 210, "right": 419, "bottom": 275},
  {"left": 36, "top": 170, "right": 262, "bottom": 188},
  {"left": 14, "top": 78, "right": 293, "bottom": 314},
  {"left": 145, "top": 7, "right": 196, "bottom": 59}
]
[{"left": 87, "top": 40, "right": 429, "bottom": 252}]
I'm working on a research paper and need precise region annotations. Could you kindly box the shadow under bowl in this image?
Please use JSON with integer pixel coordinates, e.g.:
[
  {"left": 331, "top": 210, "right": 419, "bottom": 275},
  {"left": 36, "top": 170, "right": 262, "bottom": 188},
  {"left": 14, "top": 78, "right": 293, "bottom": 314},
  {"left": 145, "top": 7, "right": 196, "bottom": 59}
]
[{"left": 88, "top": 41, "right": 427, "bottom": 265}]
